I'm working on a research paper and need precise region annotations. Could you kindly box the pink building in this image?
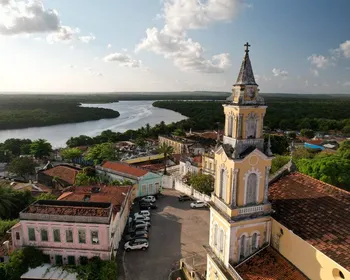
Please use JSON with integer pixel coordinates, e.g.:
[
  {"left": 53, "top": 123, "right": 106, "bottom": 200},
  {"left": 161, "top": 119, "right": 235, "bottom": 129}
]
[{"left": 11, "top": 187, "right": 131, "bottom": 266}]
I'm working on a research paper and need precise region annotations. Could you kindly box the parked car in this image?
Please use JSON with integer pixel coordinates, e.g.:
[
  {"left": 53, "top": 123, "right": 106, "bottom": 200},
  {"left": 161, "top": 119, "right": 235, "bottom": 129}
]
[
  {"left": 134, "top": 210, "right": 151, "bottom": 217},
  {"left": 124, "top": 238, "right": 149, "bottom": 252},
  {"left": 134, "top": 219, "right": 151, "bottom": 227},
  {"left": 134, "top": 224, "right": 149, "bottom": 231},
  {"left": 124, "top": 231, "right": 148, "bottom": 242},
  {"left": 141, "top": 196, "right": 156, "bottom": 203},
  {"left": 139, "top": 202, "right": 157, "bottom": 210},
  {"left": 134, "top": 214, "right": 151, "bottom": 221},
  {"left": 190, "top": 201, "right": 207, "bottom": 208},
  {"left": 178, "top": 194, "right": 193, "bottom": 202}
]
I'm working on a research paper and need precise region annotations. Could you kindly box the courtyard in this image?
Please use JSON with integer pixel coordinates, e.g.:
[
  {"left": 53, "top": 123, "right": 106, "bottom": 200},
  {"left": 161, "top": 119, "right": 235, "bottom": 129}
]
[{"left": 122, "top": 189, "right": 210, "bottom": 280}]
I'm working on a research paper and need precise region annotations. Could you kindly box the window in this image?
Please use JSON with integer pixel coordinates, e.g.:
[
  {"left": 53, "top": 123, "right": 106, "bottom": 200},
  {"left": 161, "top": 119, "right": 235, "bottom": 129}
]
[
  {"left": 228, "top": 115, "right": 234, "bottom": 137},
  {"left": 246, "top": 113, "right": 257, "bottom": 139},
  {"left": 246, "top": 173, "right": 258, "bottom": 205},
  {"left": 91, "top": 231, "right": 99, "bottom": 244},
  {"left": 43, "top": 254, "right": 50, "bottom": 263},
  {"left": 240, "top": 235, "right": 246, "bottom": 260},
  {"left": 213, "top": 224, "right": 218, "bottom": 247},
  {"left": 41, "top": 229, "right": 48, "bottom": 242},
  {"left": 252, "top": 233, "right": 258, "bottom": 251},
  {"left": 219, "top": 229, "right": 224, "bottom": 252},
  {"left": 28, "top": 228, "right": 36, "bottom": 241},
  {"left": 219, "top": 169, "right": 227, "bottom": 201},
  {"left": 78, "top": 230, "right": 86, "bottom": 243},
  {"left": 66, "top": 230, "right": 73, "bottom": 243},
  {"left": 55, "top": 255, "right": 63, "bottom": 265},
  {"left": 149, "top": 184, "right": 153, "bottom": 194},
  {"left": 209, "top": 162, "right": 212, "bottom": 170},
  {"left": 15, "top": 232, "right": 20, "bottom": 240},
  {"left": 68, "top": 256, "right": 75, "bottom": 265},
  {"left": 79, "top": 256, "right": 88, "bottom": 265},
  {"left": 53, "top": 229, "right": 61, "bottom": 242}
]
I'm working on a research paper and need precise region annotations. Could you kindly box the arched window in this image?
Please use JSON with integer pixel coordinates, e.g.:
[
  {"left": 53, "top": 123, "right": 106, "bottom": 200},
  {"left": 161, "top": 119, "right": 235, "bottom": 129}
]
[
  {"left": 219, "top": 229, "right": 224, "bottom": 252},
  {"left": 246, "top": 173, "right": 258, "bottom": 205},
  {"left": 228, "top": 115, "right": 234, "bottom": 137},
  {"left": 246, "top": 113, "right": 257, "bottom": 139},
  {"left": 214, "top": 224, "right": 218, "bottom": 247},
  {"left": 239, "top": 235, "right": 246, "bottom": 260},
  {"left": 251, "top": 233, "right": 258, "bottom": 251},
  {"left": 219, "top": 169, "right": 227, "bottom": 201}
]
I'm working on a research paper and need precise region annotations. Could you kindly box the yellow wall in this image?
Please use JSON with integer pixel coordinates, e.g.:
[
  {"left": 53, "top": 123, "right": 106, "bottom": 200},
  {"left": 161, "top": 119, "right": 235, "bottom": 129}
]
[
  {"left": 223, "top": 105, "right": 267, "bottom": 139},
  {"left": 207, "top": 254, "right": 229, "bottom": 280},
  {"left": 214, "top": 148, "right": 272, "bottom": 208},
  {"left": 271, "top": 219, "right": 350, "bottom": 280}
]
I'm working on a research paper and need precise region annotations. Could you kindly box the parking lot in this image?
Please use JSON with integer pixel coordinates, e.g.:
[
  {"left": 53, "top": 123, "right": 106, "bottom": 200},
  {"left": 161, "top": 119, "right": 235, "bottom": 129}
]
[{"left": 122, "top": 189, "right": 210, "bottom": 280}]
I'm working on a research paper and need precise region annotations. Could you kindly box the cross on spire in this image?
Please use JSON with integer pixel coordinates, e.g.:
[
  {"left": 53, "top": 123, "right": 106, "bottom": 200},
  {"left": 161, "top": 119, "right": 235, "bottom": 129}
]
[{"left": 244, "top": 42, "right": 251, "bottom": 53}]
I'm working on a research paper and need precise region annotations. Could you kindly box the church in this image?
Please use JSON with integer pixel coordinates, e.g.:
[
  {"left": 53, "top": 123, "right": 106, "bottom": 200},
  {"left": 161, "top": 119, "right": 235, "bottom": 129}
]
[{"left": 204, "top": 43, "right": 350, "bottom": 280}]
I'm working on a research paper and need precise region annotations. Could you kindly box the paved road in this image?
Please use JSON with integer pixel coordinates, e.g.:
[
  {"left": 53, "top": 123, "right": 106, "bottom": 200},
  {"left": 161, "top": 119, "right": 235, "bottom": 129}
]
[{"left": 123, "top": 190, "right": 210, "bottom": 280}]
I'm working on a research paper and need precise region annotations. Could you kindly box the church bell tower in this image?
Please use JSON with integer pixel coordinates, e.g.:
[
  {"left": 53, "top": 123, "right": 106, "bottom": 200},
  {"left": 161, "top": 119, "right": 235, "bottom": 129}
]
[{"left": 206, "top": 43, "right": 273, "bottom": 280}]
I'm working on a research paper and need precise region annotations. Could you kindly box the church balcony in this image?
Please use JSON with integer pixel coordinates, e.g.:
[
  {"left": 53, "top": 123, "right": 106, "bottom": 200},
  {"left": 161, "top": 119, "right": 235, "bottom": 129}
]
[
  {"left": 211, "top": 193, "right": 231, "bottom": 216},
  {"left": 202, "top": 168, "right": 215, "bottom": 176},
  {"left": 238, "top": 205, "right": 264, "bottom": 215}
]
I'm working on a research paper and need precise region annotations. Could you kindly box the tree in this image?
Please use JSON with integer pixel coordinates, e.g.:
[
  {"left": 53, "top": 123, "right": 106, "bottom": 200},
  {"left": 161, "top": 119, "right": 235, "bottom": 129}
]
[
  {"left": 3, "top": 139, "right": 32, "bottom": 157},
  {"left": 173, "top": 128, "right": 186, "bottom": 136},
  {"left": 342, "top": 125, "right": 350, "bottom": 136},
  {"left": 264, "top": 134, "right": 289, "bottom": 155},
  {"left": 66, "top": 135, "right": 95, "bottom": 148},
  {"left": 135, "top": 137, "right": 146, "bottom": 148},
  {"left": 6, "top": 157, "right": 36, "bottom": 181},
  {"left": 0, "top": 186, "right": 18, "bottom": 219},
  {"left": 287, "top": 131, "right": 297, "bottom": 140},
  {"left": 85, "top": 143, "right": 119, "bottom": 165},
  {"left": 300, "top": 129, "right": 315, "bottom": 139},
  {"left": 30, "top": 139, "right": 52, "bottom": 159},
  {"left": 35, "top": 193, "right": 57, "bottom": 201},
  {"left": 271, "top": 155, "right": 290, "bottom": 174},
  {"left": 158, "top": 143, "right": 174, "bottom": 175},
  {"left": 75, "top": 171, "right": 98, "bottom": 186},
  {"left": 189, "top": 173, "right": 214, "bottom": 195},
  {"left": 61, "top": 148, "right": 83, "bottom": 162}
]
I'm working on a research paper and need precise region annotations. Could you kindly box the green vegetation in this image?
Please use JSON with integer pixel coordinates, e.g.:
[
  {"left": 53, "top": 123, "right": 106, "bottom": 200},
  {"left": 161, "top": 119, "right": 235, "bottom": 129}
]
[
  {"left": 188, "top": 173, "right": 214, "bottom": 195},
  {"left": 85, "top": 143, "right": 119, "bottom": 165},
  {"left": 61, "top": 147, "right": 83, "bottom": 162},
  {"left": 0, "top": 219, "right": 19, "bottom": 238},
  {"left": 300, "top": 129, "right": 315, "bottom": 139},
  {"left": 34, "top": 193, "right": 57, "bottom": 200},
  {"left": 153, "top": 94, "right": 350, "bottom": 131},
  {"left": 75, "top": 168, "right": 98, "bottom": 186},
  {"left": 271, "top": 155, "right": 290, "bottom": 174},
  {"left": 0, "top": 94, "right": 120, "bottom": 130},
  {"left": 158, "top": 143, "right": 174, "bottom": 174},
  {"left": 30, "top": 139, "right": 52, "bottom": 159},
  {"left": 6, "top": 157, "right": 37, "bottom": 181}
]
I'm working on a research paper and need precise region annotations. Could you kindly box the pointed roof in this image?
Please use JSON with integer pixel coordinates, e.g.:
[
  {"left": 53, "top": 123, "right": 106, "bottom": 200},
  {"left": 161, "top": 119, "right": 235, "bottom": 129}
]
[{"left": 235, "top": 42, "right": 258, "bottom": 86}]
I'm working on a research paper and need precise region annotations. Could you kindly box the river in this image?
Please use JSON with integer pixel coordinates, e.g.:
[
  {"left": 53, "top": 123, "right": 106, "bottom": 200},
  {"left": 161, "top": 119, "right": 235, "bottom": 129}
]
[{"left": 0, "top": 101, "right": 187, "bottom": 148}]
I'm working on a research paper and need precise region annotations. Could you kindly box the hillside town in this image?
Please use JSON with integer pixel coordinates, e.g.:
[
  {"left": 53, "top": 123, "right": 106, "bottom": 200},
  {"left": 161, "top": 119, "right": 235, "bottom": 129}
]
[{"left": 0, "top": 45, "right": 350, "bottom": 280}]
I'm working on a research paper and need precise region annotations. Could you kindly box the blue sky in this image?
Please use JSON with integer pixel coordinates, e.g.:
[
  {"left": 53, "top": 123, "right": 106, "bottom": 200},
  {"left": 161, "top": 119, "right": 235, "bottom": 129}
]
[{"left": 0, "top": 0, "right": 349, "bottom": 93}]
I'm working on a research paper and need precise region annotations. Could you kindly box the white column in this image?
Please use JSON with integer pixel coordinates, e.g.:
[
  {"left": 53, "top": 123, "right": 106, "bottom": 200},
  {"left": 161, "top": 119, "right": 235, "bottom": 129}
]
[
  {"left": 260, "top": 113, "right": 265, "bottom": 137},
  {"left": 231, "top": 168, "right": 239, "bottom": 207},
  {"left": 264, "top": 166, "right": 271, "bottom": 203}
]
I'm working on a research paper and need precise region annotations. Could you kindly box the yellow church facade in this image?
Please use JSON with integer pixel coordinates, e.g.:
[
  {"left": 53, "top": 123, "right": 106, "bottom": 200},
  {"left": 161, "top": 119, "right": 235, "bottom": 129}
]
[{"left": 204, "top": 43, "right": 350, "bottom": 280}]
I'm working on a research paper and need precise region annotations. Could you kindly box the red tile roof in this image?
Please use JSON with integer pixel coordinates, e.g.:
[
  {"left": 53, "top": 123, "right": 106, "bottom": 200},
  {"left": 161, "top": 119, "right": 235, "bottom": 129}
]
[
  {"left": 193, "top": 156, "right": 202, "bottom": 163},
  {"left": 269, "top": 172, "right": 350, "bottom": 270},
  {"left": 137, "top": 163, "right": 164, "bottom": 171},
  {"left": 235, "top": 247, "right": 308, "bottom": 280},
  {"left": 42, "top": 165, "right": 80, "bottom": 185},
  {"left": 101, "top": 161, "right": 148, "bottom": 177},
  {"left": 58, "top": 185, "right": 132, "bottom": 214}
]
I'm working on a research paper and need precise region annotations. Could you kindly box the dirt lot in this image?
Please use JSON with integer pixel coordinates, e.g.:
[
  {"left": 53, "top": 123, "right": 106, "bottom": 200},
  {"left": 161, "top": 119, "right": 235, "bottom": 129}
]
[{"left": 122, "top": 189, "right": 210, "bottom": 280}]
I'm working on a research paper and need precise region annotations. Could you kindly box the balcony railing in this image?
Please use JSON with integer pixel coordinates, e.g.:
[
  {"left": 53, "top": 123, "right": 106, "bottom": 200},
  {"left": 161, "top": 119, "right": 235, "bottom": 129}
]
[
  {"left": 212, "top": 194, "right": 229, "bottom": 213},
  {"left": 202, "top": 168, "right": 215, "bottom": 175},
  {"left": 238, "top": 205, "right": 264, "bottom": 215},
  {"left": 228, "top": 264, "right": 243, "bottom": 280}
]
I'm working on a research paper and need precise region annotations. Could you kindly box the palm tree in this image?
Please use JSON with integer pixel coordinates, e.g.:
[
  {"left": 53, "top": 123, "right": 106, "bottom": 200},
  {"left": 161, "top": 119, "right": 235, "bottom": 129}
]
[
  {"left": 0, "top": 185, "right": 17, "bottom": 219},
  {"left": 158, "top": 143, "right": 174, "bottom": 175}
]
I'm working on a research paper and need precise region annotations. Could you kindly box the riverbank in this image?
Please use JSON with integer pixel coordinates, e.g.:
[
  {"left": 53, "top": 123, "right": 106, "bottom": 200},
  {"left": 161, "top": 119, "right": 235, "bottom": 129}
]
[{"left": 0, "top": 94, "right": 121, "bottom": 130}]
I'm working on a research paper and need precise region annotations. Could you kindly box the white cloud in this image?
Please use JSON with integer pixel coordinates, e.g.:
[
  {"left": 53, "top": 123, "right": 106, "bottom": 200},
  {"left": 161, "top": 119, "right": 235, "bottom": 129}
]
[
  {"left": 307, "top": 54, "right": 330, "bottom": 68},
  {"left": 0, "top": 0, "right": 61, "bottom": 35},
  {"left": 107, "top": 44, "right": 112, "bottom": 49},
  {"left": 339, "top": 40, "right": 350, "bottom": 58},
  {"left": 305, "top": 80, "right": 309, "bottom": 87},
  {"left": 310, "top": 68, "right": 319, "bottom": 77},
  {"left": 136, "top": 0, "right": 242, "bottom": 73},
  {"left": 272, "top": 68, "right": 288, "bottom": 77},
  {"left": 122, "top": 48, "right": 128, "bottom": 52},
  {"left": 79, "top": 33, "right": 95, "bottom": 43},
  {"left": 343, "top": 81, "right": 350, "bottom": 87},
  {"left": 104, "top": 52, "right": 142, "bottom": 68},
  {"left": 47, "top": 25, "right": 79, "bottom": 43}
]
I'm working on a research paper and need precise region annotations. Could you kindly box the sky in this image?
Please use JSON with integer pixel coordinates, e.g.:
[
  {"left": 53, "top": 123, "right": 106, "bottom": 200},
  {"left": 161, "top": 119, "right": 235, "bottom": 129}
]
[{"left": 0, "top": 0, "right": 350, "bottom": 94}]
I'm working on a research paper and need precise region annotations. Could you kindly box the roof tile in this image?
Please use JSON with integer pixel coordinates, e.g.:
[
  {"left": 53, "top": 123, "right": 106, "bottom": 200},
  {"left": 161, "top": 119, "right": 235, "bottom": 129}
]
[{"left": 101, "top": 161, "right": 148, "bottom": 177}]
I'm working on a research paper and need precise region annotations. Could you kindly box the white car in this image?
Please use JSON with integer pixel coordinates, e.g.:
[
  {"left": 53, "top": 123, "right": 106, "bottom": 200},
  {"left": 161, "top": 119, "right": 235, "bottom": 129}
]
[
  {"left": 134, "top": 214, "right": 151, "bottom": 222},
  {"left": 190, "top": 201, "right": 207, "bottom": 208},
  {"left": 134, "top": 210, "right": 151, "bottom": 217},
  {"left": 141, "top": 196, "right": 156, "bottom": 203},
  {"left": 124, "top": 238, "right": 149, "bottom": 252},
  {"left": 134, "top": 219, "right": 151, "bottom": 227}
]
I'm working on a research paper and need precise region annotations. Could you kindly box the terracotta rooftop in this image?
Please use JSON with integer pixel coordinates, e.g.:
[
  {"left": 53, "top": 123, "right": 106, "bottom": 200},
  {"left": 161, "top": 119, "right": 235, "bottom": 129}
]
[
  {"left": 58, "top": 185, "right": 132, "bottom": 214},
  {"left": 137, "top": 163, "right": 164, "bottom": 171},
  {"left": 269, "top": 172, "right": 350, "bottom": 270},
  {"left": 42, "top": 165, "right": 80, "bottom": 185},
  {"left": 235, "top": 246, "right": 308, "bottom": 280},
  {"left": 22, "top": 200, "right": 111, "bottom": 217},
  {"left": 101, "top": 161, "right": 148, "bottom": 177}
]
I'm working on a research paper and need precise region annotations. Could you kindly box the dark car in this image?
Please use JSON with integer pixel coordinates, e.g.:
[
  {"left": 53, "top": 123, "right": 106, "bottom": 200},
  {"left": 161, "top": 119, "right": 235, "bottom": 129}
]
[
  {"left": 124, "top": 231, "right": 149, "bottom": 242},
  {"left": 139, "top": 202, "right": 157, "bottom": 210},
  {"left": 178, "top": 195, "right": 193, "bottom": 202}
]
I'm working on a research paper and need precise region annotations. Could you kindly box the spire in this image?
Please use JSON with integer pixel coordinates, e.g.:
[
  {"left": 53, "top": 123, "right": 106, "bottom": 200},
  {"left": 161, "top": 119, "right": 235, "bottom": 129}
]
[
  {"left": 235, "top": 42, "right": 257, "bottom": 86},
  {"left": 266, "top": 134, "right": 273, "bottom": 156},
  {"left": 289, "top": 140, "right": 297, "bottom": 172}
]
